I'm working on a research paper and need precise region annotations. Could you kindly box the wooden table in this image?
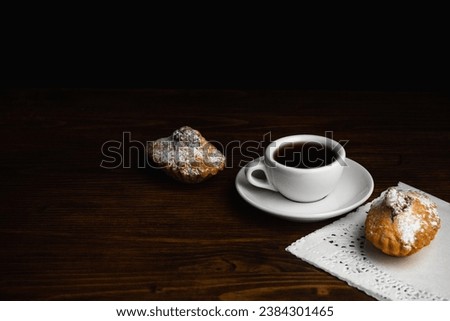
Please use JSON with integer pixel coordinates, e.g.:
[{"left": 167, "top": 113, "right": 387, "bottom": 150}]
[{"left": 1, "top": 88, "right": 449, "bottom": 300}]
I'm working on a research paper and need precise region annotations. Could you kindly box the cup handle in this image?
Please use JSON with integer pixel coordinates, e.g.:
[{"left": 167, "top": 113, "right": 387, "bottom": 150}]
[{"left": 245, "top": 158, "right": 278, "bottom": 192}]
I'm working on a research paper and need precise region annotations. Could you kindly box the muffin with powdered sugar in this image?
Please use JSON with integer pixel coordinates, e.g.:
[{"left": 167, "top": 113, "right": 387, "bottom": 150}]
[{"left": 365, "top": 187, "right": 441, "bottom": 257}]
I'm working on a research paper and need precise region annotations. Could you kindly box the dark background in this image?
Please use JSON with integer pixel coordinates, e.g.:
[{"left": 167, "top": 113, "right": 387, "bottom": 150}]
[
  {"left": 2, "top": 19, "right": 449, "bottom": 92},
  {"left": 4, "top": 48, "right": 448, "bottom": 91}
]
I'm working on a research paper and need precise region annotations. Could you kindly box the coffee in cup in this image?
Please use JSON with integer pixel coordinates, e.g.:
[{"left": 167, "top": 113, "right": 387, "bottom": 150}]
[{"left": 245, "top": 134, "right": 346, "bottom": 202}]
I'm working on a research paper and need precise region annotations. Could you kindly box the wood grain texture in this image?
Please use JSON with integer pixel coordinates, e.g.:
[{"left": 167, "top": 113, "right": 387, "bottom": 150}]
[{"left": 1, "top": 89, "right": 449, "bottom": 300}]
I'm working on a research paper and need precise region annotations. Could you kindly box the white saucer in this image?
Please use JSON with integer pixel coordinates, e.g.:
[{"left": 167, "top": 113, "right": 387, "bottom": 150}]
[{"left": 235, "top": 157, "right": 374, "bottom": 222}]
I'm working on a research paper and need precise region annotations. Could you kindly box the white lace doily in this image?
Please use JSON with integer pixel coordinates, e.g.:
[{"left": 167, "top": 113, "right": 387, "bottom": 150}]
[{"left": 286, "top": 182, "right": 450, "bottom": 300}]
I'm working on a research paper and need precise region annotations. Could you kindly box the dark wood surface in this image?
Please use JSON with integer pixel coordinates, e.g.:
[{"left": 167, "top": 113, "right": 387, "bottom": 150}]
[{"left": 1, "top": 88, "right": 449, "bottom": 300}]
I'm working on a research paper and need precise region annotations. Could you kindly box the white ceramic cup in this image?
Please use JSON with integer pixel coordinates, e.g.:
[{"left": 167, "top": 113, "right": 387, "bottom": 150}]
[{"left": 245, "top": 134, "right": 346, "bottom": 202}]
